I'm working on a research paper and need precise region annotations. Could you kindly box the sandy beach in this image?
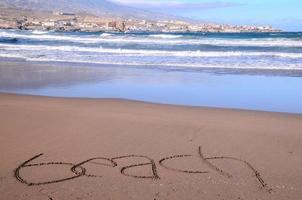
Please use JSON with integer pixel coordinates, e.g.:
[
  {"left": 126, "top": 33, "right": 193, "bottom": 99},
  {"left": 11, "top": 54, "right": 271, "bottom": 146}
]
[{"left": 0, "top": 93, "right": 301, "bottom": 200}]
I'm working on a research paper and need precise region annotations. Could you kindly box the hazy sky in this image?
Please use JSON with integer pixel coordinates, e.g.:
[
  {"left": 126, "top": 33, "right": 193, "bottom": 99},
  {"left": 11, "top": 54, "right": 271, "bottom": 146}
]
[{"left": 110, "top": 0, "right": 302, "bottom": 31}]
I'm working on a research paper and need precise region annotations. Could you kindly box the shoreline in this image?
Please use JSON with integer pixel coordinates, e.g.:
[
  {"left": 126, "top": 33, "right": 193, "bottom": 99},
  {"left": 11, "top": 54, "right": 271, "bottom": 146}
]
[
  {"left": 2, "top": 58, "right": 302, "bottom": 76},
  {"left": 1, "top": 60, "right": 302, "bottom": 114},
  {"left": 1, "top": 92, "right": 302, "bottom": 116}
]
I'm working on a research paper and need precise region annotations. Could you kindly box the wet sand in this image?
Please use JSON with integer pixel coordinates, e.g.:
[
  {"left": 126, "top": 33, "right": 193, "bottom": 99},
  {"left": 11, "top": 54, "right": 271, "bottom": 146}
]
[
  {"left": 0, "top": 93, "right": 302, "bottom": 200},
  {"left": 2, "top": 60, "right": 302, "bottom": 114}
]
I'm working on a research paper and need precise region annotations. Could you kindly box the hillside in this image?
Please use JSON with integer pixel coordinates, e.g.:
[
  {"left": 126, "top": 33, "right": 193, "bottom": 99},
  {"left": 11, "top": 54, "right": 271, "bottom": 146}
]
[{"left": 0, "top": 0, "right": 175, "bottom": 20}]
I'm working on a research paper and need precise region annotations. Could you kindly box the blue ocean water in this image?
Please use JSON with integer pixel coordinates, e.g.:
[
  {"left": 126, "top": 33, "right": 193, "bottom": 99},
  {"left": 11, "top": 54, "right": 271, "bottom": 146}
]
[
  {"left": 1, "top": 29, "right": 302, "bottom": 113},
  {"left": 1, "top": 30, "right": 302, "bottom": 72}
]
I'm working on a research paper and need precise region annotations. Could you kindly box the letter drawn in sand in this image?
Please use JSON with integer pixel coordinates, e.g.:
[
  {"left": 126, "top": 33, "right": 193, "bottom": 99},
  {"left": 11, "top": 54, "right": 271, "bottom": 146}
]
[
  {"left": 71, "top": 157, "right": 117, "bottom": 178},
  {"left": 198, "top": 146, "right": 272, "bottom": 193},
  {"left": 14, "top": 146, "right": 272, "bottom": 193},
  {"left": 14, "top": 153, "right": 85, "bottom": 186},
  {"left": 112, "top": 155, "right": 160, "bottom": 179},
  {"left": 159, "top": 154, "right": 209, "bottom": 174}
]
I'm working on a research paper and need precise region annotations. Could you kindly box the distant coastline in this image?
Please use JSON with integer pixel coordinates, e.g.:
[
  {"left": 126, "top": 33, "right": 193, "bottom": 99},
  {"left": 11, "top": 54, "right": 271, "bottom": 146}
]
[{"left": 0, "top": 7, "right": 281, "bottom": 33}]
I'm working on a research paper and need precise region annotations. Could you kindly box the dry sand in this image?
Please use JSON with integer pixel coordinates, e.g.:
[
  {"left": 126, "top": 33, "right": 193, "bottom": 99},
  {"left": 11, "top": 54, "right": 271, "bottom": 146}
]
[{"left": 0, "top": 93, "right": 302, "bottom": 200}]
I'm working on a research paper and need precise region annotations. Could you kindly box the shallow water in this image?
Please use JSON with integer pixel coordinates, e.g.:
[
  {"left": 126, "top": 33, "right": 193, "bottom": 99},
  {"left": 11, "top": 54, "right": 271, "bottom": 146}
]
[{"left": 1, "top": 61, "right": 302, "bottom": 114}]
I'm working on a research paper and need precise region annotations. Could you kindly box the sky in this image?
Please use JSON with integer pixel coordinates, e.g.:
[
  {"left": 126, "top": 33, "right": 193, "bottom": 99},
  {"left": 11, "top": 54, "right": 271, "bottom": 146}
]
[{"left": 109, "top": 0, "right": 302, "bottom": 31}]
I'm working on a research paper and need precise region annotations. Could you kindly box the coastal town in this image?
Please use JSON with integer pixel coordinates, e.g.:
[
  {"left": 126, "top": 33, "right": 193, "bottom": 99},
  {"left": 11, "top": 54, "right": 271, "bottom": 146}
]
[{"left": 0, "top": 7, "right": 280, "bottom": 33}]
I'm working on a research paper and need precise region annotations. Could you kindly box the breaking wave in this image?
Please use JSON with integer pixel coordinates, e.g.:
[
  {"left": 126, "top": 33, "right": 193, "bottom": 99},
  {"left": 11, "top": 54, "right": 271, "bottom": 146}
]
[
  {"left": 32, "top": 30, "right": 49, "bottom": 35},
  {"left": 1, "top": 30, "right": 302, "bottom": 47},
  {"left": 149, "top": 34, "right": 184, "bottom": 39},
  {"left": 1, "top": 29, "right": 302, "bottom": 71},
  {"left": 1, "top": 43, "right": 302, "bottom": 58}
]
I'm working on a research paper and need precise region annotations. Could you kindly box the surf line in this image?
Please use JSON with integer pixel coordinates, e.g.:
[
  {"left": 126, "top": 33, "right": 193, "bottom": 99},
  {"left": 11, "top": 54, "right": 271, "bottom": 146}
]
[{"left": 14, "top": 146, "right": 272, "bottom": 193}]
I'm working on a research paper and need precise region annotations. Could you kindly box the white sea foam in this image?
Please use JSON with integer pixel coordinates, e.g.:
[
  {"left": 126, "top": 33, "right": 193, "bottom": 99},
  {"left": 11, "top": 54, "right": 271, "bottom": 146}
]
[
  {"left": 0, "top": 31, "right": 99, "bottom": 43},
  {"left": 1, "top": 31, "right": 302, "bottom": 47},
  {"left": 1, "top": 43, "right": 302, "bottom": 59},
  {"left": 1, "top": 49, "right": 302, "bottom": 70},
  {"left": 32, "top": 30, "right": 49, "bottom": 35},
  {"left": 0, "top": 44, "right": 302, "bottom": 59},
  {"left": 10, "top": 57, "right": 301, "bottom": 71},
  {"left": 100, "top": 33, "right": 114, "bottom": 37},
  {"left": 1, "top": 30, "right": 302, "bottom": 71},
  {"left": 149, "top": 34, "right": 183, "bottom": 39},
  {"left": 0, "top": 53, "right": 27, "bottom": 59}
]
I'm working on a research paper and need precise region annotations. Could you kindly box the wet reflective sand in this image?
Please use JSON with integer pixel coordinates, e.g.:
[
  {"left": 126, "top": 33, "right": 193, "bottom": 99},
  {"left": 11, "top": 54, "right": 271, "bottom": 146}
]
[{"left": 1, "top": 60, "right": 302, "bottom": 114}]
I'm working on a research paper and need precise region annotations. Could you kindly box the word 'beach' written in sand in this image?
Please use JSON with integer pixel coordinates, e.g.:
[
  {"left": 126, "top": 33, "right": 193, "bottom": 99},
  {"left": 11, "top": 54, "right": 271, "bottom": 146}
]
[{"left": 14, "top": 146, "right": 272, "bottom": 193}]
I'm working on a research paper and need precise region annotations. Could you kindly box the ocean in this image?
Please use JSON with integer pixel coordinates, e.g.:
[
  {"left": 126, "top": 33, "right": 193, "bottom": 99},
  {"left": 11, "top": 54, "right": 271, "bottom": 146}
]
[
  {"left": 1, "top": 30, "right": 302, "bottom": 73},
  {"left": 1, "top": 29, "right": 302, "bottom": 113}
]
